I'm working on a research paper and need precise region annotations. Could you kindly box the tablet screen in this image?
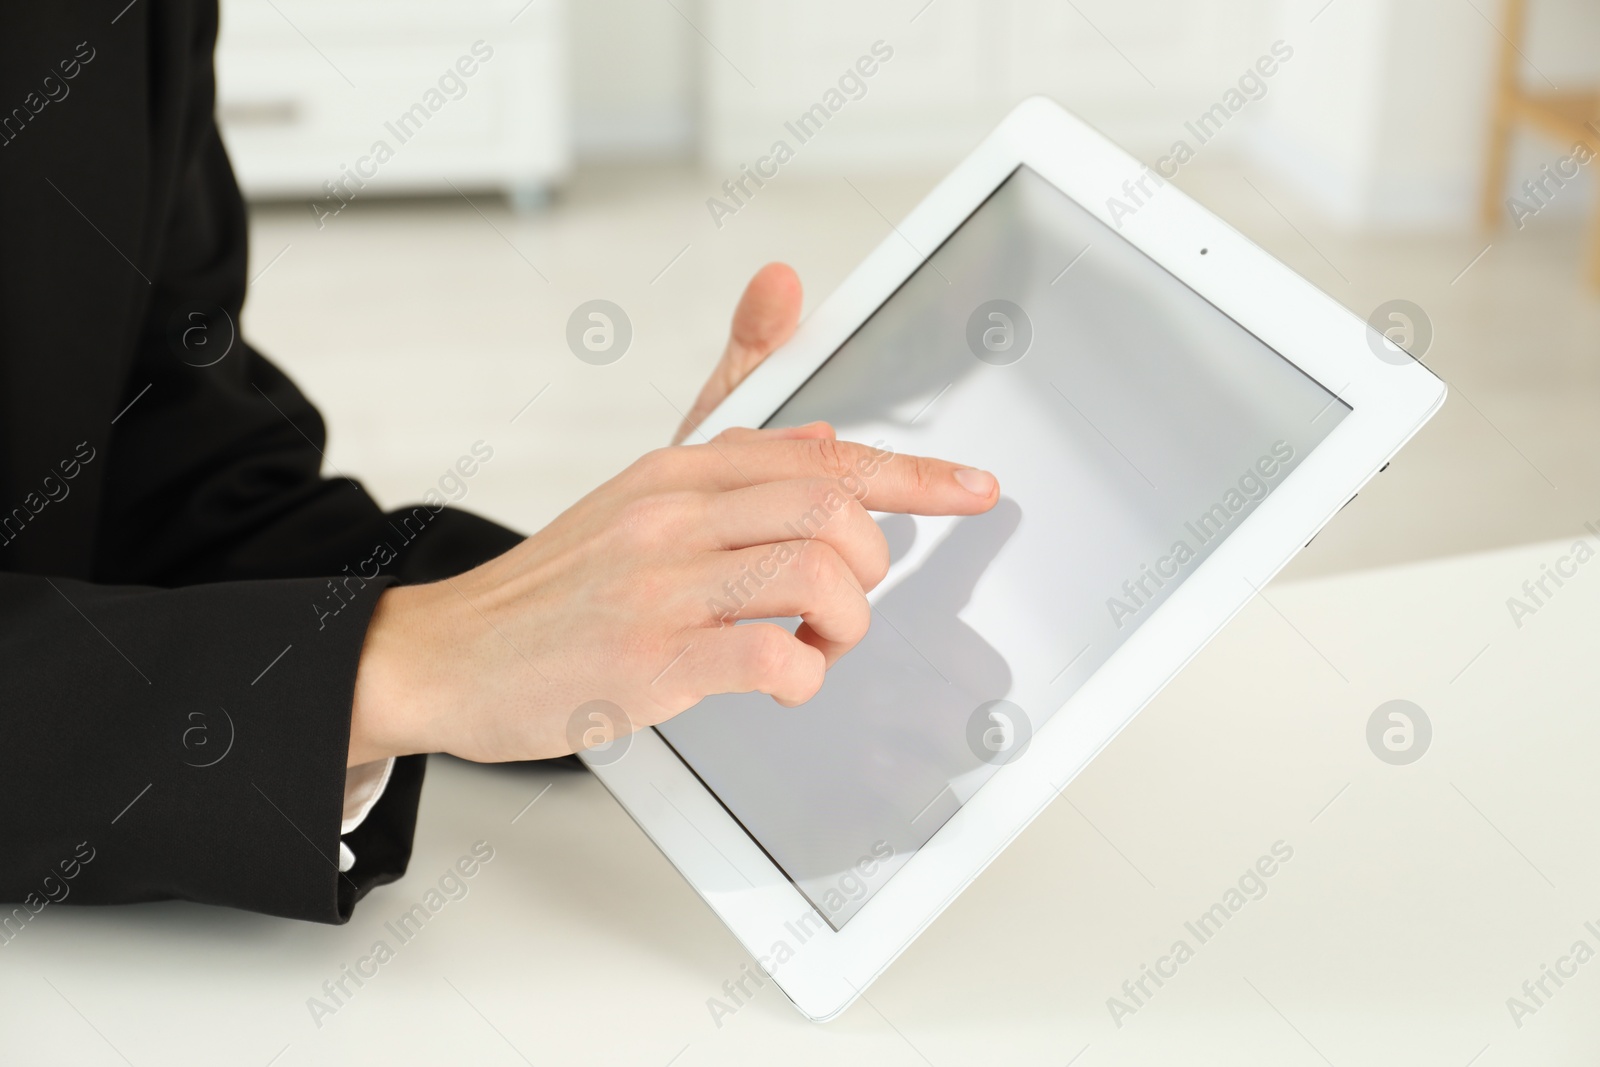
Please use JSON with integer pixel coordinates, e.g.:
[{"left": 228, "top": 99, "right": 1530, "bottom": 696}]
[{"left": 657, "top": 165, "right": 1348, "bottom": 929}]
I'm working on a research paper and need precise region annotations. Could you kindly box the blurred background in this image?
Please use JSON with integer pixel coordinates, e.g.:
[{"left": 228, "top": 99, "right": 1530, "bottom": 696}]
[{"left": 219, "top": 0, "right": 1599, "bottom": 581}]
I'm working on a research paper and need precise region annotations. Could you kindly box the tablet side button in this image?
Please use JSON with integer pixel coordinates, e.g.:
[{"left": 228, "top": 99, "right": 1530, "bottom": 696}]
[{"left": 1306, "top": 494, "right": 1359, "bottom": 547}]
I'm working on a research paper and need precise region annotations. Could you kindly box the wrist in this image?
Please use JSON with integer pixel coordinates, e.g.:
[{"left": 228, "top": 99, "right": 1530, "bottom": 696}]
[{"left": 349, "top": 583, "right": 441, "bottom": 767}]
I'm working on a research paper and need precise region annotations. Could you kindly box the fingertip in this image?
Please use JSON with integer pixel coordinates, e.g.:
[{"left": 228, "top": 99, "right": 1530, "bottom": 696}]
[
  {"left": 980, "top": 475, "right": 1001, "bottom": 509},
  {"left": 756, "top": 261, "right": 802, "bottom": 298},
  {"left": 735, "top": 264, "right": 804, "bottom": 348},
  {"left": 953, "top": 467, "right": 998, "bottom": 501}
]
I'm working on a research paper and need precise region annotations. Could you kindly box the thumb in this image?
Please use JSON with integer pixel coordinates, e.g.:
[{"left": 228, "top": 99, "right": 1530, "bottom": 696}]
[
  {"left": 725, "top": 262, "right": 802, "bottom": 374},
  {"left": 673, "top": 263, "right": 803, "bottom": 445}
]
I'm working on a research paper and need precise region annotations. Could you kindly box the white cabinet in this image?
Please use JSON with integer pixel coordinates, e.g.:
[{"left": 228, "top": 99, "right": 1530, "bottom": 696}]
[{"left": 215, "top": 0, "right": 569, "bottom": 207}]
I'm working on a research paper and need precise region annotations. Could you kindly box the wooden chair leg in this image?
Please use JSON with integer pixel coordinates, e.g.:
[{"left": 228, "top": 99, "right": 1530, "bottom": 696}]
[
  {"left": 1589, "top": 183, "right": 1600, "bottom": 291},
  {"left": 1481, "top": 104, "right": 1514, "bottom": 228},
  {"left": 1480, "top": 0, "right": 1528, "bottom": 228}
]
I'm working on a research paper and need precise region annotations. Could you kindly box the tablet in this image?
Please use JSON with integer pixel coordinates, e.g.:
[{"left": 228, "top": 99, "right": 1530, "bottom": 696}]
[{"left": 582, "top": 96, "right": 1445, "bottom": 1021}]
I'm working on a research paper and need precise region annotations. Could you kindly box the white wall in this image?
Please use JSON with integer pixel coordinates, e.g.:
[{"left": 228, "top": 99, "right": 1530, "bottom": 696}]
[
  {"left": 568, "top": 0, "right": 1598, "bottom": 231},
  {"left": 566, "top": 0, "right": 1293, "bottom": 169},
  {"left": 569, "top": 0, "right": 698, "bottom": 159},
  {"left": 699, "top": 0, "right": 1285, "bottom": 172}
]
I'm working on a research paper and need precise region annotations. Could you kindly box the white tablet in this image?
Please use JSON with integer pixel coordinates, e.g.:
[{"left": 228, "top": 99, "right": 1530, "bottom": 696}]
[{"left": 581, "top": 96, "right": 1445, "bottom": 1021}]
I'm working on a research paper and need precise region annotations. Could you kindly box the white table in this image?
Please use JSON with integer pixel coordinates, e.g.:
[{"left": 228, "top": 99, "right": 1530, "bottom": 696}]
[{"left": 5, "top": 538, "right": 1598, "bottom": 1066}]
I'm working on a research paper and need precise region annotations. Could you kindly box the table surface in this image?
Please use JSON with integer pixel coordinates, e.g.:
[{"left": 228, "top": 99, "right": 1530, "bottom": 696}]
[{"left": 4, "top": 537, "right": 1599, "bottom": 1066}]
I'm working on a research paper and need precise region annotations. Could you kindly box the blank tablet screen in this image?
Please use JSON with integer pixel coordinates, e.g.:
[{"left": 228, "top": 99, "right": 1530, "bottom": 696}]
[{"left": 657, "top": 165, "right": 1348, "bottom": 928}]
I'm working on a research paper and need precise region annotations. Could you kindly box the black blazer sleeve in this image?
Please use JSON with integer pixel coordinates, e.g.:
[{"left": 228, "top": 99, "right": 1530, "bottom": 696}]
[{"left": 0, "top": 3, "right": 520, "bottom": 923}]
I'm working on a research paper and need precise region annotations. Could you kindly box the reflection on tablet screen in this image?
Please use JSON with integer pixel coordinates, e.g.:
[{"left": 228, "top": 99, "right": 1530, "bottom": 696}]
[{"left": 656, "top": 165, "right": 1349, "bottom": 929}]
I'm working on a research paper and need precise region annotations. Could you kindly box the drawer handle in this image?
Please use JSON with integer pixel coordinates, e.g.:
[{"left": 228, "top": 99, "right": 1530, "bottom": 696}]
[{"left": 218, "top": 100, "right": 301, "bottom": 127}]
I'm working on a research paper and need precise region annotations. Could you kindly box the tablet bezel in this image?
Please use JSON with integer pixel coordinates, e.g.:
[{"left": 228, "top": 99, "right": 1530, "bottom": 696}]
[{"left": 582, "top": 96, "right": 1446, "bottom": 1022}]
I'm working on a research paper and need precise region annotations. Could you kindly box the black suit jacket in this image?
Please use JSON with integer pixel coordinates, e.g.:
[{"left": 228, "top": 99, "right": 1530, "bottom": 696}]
[{"left": 0, "top": 3, "right": 519, "bottom": 923}]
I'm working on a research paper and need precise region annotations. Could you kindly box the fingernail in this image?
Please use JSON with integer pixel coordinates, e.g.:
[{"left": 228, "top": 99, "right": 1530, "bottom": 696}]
[{"left": 953, "top": 468, "right": 996, "bottom": 496}]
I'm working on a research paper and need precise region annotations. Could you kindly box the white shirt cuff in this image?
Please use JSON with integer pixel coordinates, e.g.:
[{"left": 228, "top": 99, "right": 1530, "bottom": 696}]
[{"left": 337, "top": 757, "right": 395, "bottom": 872}]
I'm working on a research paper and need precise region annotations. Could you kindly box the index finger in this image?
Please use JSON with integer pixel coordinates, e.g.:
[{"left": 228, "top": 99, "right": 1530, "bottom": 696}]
[{"left": 683, "top": 432, "right": 999, "bottom": 515}]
